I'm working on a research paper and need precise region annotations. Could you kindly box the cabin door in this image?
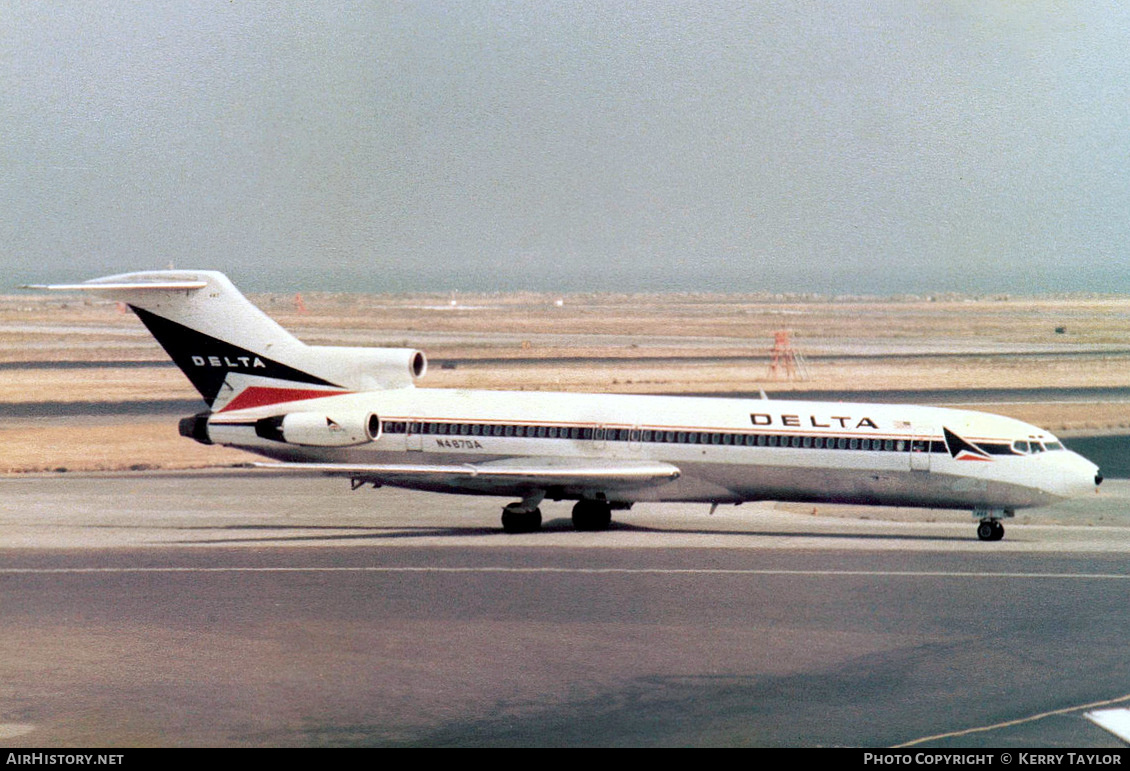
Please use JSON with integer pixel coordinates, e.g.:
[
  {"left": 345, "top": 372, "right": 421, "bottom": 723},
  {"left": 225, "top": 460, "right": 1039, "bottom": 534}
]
[
  {"left": 406, "top": 420, "right": 424, "bottom": 452},
  {"left": 592, "top": 425, "right": 608, "bottom": 450},
  {"left": 909, "top": 435, "right": 931, "bottom": 472}
]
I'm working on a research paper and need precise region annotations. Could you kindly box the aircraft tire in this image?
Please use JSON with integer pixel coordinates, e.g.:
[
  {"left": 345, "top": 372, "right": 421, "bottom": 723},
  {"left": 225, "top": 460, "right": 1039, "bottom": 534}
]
[
  {"left": 572, "top": 500, "right": 612, "bottom": 531},
  {"left": 501, "top": 507, "right": 542, "bottom": 534},
  {"left": 976, "top": 521, "right": 995, "bottom": 541}
]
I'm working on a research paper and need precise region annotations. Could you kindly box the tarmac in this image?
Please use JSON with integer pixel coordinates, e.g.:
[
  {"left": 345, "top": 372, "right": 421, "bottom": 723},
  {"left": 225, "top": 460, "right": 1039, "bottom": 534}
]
[{"left": 2, "top": 471, "right": 1129, "bottom": 747}]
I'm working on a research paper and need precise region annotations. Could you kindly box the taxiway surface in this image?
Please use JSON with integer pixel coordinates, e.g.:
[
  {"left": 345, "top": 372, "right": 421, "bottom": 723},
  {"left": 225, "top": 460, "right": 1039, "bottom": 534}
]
[{"left": 2, "top": 472, "right": 1129, "bottom": 747}]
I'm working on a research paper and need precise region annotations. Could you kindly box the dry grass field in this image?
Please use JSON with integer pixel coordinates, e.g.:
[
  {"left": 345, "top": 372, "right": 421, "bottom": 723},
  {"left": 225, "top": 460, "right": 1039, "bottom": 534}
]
[{"left": 3, "top": 290, "right": 1130, "bottom": 472}]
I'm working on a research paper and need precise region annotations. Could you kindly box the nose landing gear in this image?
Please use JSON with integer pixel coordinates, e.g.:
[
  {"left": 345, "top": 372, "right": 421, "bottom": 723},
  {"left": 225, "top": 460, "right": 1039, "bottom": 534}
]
[
  {"left": 976, "top": 520, "right": 1004, "bottom": 541},
  {"left": 974, "top": 508, "right": 1013, "bottom": 541}
]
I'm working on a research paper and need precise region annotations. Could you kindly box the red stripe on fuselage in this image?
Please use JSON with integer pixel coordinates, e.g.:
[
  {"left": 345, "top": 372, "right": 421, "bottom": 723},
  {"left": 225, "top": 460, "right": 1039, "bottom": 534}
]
[{"left": 219, "top": 386, "right": 352, "bottom": 412}]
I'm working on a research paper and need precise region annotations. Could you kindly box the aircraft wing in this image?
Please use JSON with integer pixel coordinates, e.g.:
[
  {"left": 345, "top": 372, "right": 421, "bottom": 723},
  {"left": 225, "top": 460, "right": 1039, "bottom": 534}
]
[{"left": 253, "top": 457, "right": 681, "bottom": 496}]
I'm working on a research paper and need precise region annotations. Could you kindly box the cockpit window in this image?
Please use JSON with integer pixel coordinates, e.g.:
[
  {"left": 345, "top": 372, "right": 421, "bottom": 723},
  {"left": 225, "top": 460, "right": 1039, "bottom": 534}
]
[
  {"left": 977, "top": 442, "right": 1017, "bottom": 455},
  {"left": 1008, "top": 440, "right": 1055, "bottom": 455}
]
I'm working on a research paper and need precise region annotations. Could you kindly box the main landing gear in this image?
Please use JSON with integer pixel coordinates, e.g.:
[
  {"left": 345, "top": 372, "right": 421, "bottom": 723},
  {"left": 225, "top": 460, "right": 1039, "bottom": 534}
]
[
  {"left": 974, "top": 509, "right": 1013, "bottom": 541},
  {"left": 572, "top": 499, "right": 613, "bottom": 531},
  {"left": 499, "top": 495, "right": 617, "bottom": 533},
  {"left": 501, "top": 492, "right": 544, "bottom": 534}
]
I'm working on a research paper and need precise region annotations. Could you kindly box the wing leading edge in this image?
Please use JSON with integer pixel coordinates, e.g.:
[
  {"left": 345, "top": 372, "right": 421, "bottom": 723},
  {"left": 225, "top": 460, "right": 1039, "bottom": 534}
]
[{"left": 253, "top": 457, "right": 681, "bottom": 497}]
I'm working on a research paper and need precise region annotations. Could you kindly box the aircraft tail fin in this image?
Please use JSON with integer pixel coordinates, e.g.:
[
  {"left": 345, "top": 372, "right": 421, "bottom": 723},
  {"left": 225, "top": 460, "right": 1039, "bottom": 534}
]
[{"left": 26, "top": 270, "right": 426, "bottom": 408}]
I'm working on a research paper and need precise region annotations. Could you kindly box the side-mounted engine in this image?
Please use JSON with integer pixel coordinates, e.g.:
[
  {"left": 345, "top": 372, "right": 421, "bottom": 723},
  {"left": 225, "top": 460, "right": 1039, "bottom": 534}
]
[
  {"left": 180, "top": 410, "right": 382, "bottom": 447},
  {"left": 253, "top": 412, "right": 381, "bottom": 447}
]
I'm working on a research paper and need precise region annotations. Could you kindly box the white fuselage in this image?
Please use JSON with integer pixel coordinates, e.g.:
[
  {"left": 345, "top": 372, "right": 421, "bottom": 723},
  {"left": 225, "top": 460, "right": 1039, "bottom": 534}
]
[{"left": 208, "top": 387, "right": 1100, "bottom": 511}]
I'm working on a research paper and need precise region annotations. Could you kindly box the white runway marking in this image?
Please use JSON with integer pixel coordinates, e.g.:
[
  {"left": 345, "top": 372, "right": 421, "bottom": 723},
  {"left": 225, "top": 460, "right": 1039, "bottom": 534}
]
[
  {"left": 1086, "top": 708, "right": 1130, "bottom": 743},
  {"left": 0, "top": 724, "right": 36, "bottom": 739},
  {"left": 894, "top": 693, "right": 1130, "bottom": 747},
  {"left": 4, "top": 566, "right": 1130, "bottom": 580}
]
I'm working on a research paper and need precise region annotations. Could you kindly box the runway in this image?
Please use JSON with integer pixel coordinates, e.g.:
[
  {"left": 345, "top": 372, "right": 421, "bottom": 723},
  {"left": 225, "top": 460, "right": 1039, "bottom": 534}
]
[
  {"left": 2, "top": 472, "right": 1130, "bottom": 747},
  {"left": 5, "top": 385, "right": 1130, "bottom": 419}
]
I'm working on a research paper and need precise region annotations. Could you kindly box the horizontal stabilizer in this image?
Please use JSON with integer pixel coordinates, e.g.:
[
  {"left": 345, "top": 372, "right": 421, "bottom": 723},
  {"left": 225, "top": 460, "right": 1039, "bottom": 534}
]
[{"left": 21, "top": 280, "right": 208, "bottom": 292}]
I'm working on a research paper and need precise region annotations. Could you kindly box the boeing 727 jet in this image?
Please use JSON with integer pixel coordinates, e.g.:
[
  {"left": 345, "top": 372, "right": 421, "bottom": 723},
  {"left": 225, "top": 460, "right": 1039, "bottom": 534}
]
[{"left": 29, "top": 271, "right": 1103, "bottom": 540}]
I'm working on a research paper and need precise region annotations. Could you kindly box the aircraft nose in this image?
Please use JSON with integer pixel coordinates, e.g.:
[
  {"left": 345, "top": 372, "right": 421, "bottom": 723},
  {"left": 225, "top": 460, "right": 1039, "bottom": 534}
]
[{"left": 1050, "top": 451, "right": 1103, "bottom": 499}]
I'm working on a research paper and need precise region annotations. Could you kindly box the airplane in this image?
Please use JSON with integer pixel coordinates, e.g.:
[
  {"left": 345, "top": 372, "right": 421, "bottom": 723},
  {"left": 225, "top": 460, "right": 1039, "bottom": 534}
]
[{"left": 26, "top": 270, "right": 1103, "bottom": 541}]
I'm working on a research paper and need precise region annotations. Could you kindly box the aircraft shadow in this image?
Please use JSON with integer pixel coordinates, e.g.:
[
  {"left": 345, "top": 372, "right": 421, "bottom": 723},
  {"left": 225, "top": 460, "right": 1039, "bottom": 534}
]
[
  {"left": 601, "top": 520, "right": 972, "bottom": 543},
  {"left": 169, "top": 518, "right": 973, "bottom": 545}
]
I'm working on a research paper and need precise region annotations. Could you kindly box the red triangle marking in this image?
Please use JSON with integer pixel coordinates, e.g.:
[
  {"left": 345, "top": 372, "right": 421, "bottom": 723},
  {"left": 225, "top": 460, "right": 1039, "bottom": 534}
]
[{"left": 218, "top": 386, "right": 352, "bottom": 412}]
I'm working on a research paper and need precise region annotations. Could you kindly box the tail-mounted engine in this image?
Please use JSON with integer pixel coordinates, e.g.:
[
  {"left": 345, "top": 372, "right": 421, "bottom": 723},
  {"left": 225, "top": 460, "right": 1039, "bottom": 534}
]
[
  {"left": 312, "top": 346, "right": 427, "bottom": 391},
  {"left": 178, "top": 412, "right": 213, "bottom": 445},
  {"left": 254, "top": 412, "right": 381, "bottom": 447},
  {"left": 179, "top": 410, "right": 381, "bottom": 447}
]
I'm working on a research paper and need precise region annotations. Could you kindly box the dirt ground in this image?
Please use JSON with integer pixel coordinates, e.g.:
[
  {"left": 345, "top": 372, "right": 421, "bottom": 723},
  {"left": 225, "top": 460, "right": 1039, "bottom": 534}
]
[{"left": 3, "top": 291, "right": 1129, "bottom": 472}]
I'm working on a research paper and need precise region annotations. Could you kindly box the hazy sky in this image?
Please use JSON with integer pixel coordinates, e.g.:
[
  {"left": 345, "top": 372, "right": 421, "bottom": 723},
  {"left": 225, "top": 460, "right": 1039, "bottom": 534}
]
[{"left": 3, "top": 2, "right": 1129, "bottom": 294}]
